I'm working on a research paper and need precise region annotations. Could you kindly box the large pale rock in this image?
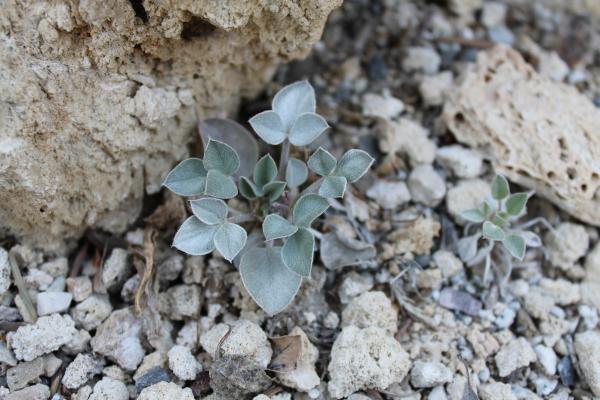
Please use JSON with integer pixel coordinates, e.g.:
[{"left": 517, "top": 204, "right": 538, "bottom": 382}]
[
  {"left": 0, "top": 0, "right": 341, "bottom": 250},
  {"left": 443, "top": 45, "right": 600, "bottom": 226}
]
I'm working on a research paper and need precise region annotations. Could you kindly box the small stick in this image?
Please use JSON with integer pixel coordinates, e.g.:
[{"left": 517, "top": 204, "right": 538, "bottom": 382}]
[{"left": 8, "top": 252, "right": 38, "bottom": 321}]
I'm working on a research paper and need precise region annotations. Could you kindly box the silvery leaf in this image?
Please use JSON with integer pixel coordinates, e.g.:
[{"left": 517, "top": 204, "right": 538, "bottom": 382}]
[
  {"left": 190, "top": 198, "right": 228, "bottom": 225},
  {"left": 491, "top": 175, "right": 510, "bottom": 200},
  {"left": 482, "top": 221, "right": 505, "bottom": 241},
  {"left": 286, "top": 158, "right": 308, "bottom": 188},
  {"left": 272, "top": 80, "right": 316, "bottom": 130},
  {"left": 503, "top": 234, "right": 526, "bottom": 260},
  {"left": 263, "top": 214, "right": 298, "bottom": 240},
  {"left": 288, "top": 112, "right": 328, "bottom": 147},
  {"left": 173, "top": 216, "right": 218, "bottom": 255},
  {"left": 319, "top": 175, "right": 347, "bottom": 198},
  {"left": 320, "top": 231, "right": 376, "bottom": 270},
  {"left": 282, "top": 228, "right": 314, "bottom": 277},
  {"left": 292, "top": 194, "right": 329, "bottom": 228},
  {"left": 239, "top": 247, "right": 302, "bottom": 315},
  {"left": 198, "top": 118, "right": 258, "bottom": 179},
  {"left": 254, "top": 154, "right": 278, "bottom": 188},
  {"left": 205, "top": 170, "right": 238, "bottom": 199},
  {"left": 460, "top": 209, "right": 486, "bottom": 223},
  {"left": 505, "top": 192, "right": 528, "bottom": 217},
  {"left": 203, "top": 139, "right": 240, "bottom": 176},
  {"left": 163, "top": 158, "right": 207, "bottom": 196},
  {"left": 239, "top": 177, "right": 262, "bottom": 200},
  {"left": 263, "top": 181, "right": 286, "bottom": 203},
  {"left": 308, "top": 147, "right": 337, "bottom": 176},
  {"left": 249, "top": 110, "right": 286, "bottom": 145},
  {"left": 520, "top": 230, "right": 542, "bottom": 248},
  {"left": 457, "top": 233, "right": 480, "bottom": 262},
  {"left": 214, "top": 222, "right": 247, "bottom": 262},
  {"left": 334, "top": 149, "right": 374, "bottom": 183}
]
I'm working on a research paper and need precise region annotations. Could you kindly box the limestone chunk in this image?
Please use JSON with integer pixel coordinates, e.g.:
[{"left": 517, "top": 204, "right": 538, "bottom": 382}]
[
  {"left": 545, "top": 223, "right": 589, "bottom": 270},
  {"left": 138, "top": 381, "right": 194, "bottom": 400},
  {"left": 8, "top": 314, "right": 77, "bottom": 361},
  {"left": 495, "top": 338, "right": 537, "bottom": 377},
  {"left": 277, "top": 327, "right": 320, "bottom": 392},
  {"left": 342, "top": 291, "right": 398, "bottom": 334},
  {"left": 575, "top": 331, "right": 600, "bottom": 396},
  {"left": 378, "top": 119, "right": 436, "bottom": 167},
  {"left": 167, "top": 345, "right": 201, "bottom": 381}
]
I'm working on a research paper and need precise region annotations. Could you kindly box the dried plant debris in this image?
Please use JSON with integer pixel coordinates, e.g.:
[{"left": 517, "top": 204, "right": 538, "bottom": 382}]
[{"left": 3, "top": 1, "right": 600, "bottom": 399}]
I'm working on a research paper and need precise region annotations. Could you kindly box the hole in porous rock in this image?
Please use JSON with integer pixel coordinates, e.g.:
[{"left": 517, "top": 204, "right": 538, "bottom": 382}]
[
  {"left": 567, "top": 167, "right": 577, "bottom": 180},
  {"left": 182, "top": 17, "right": 217, "bottom": 40},
  {"left": 547, "top": 171, "right": 556, "bottom": 179},
  {"left": 455, "top": 112, "right": 465, "bottom": 123},
  {"left": 592, "top": 172, "right": 599, "bottom": 181},
  {"left": 582, "top": 184, "right": 588, "bottom": 192},
  {"left": 129, "top": 0, "right": 148, "bottom": 23}
]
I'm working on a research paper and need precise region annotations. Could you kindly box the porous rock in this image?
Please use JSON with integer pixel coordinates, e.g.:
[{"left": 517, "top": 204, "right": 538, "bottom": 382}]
[
  {"left": 0, "top": 0, "right": 342, "bottom": 250},
  {"left": 138, "top": 381, "right": 194, "bottom": 400},
  {"left": 327, "top": 326, "right": 410, "bottom": 399},
  {"left": 574, "top": 331, "right": 600, "bottom": 396},
  {"left": 545, "top": 222, "right": 589, "bottom": 270},
  {"left": 90, "top": 308, "right": 145, "bottom": 371},
  {"left": 443, "top": 45, "right": 600, "bottom": 226},
  {"left": 0, "top": 247, "right": 11, "bottom": 294},
  {"left": 167, "top": 345, "right": 201, "bottom": 381},
  {"left": 62, "top": 353, "right": 104, "bottom": 390},
  {"left": 479, "top": 381, "right": 517, "bottom": 400},
  {"left": 5, "top": 384, "right": 50, "bottom": 400},
  {"left": 495, "top": 337, "right": 537, "bottom": 377},
  {"left": 88, "top": 377, "right": 128, "bottom": 400},
  {"left": 341, "top": 291, "right": 398, "bottom": 334},
  {"left": 410, "top": 360, "right": 453, "bottom": 388},
  {"left": 8, "top": 314, "right": 77, "bottom": 361},
  {"left": 71, "top": 294, "right": 113, "bottom": 330},
  {"left": 277, "top": 327, "right": 320, "bottom": 392}
]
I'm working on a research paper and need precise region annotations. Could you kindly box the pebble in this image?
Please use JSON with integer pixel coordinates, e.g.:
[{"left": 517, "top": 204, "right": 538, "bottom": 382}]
[
  {"left": 366, "top": 180, "right": 411, "bottom": 209},
  {"left": 578, "top": 304, "right": 598, "bottom": 329},
  {"left": 62, "top": 353, "right": 104, "bottom": 389},
  {"left": 534, "top": 344, "right": 558, "bottom": 375},
  {"left": 90, "top": 308, "right": 145, "bottom": 371},
  {"left": 36, "top": 291, "right": 72, "bottom": 316},
  {"left": 558, "top": 356, "right": 575, "bottom": 387},
  {"left": 73, "top": 386, "right": 92, "bottom": 400},
  {"left": 9, "top": 314, "right": 77, "bottom": 361},
  {"left": 157, "top": 254, "right": 184, "bottom": 282},
  {"left": 488, "top": 26, "right": 515, "bottom": 45},
  {"left": 419, "top": 71, "right": 453, "bottom": 107},
  {"left": 62, "top": 329, "right": 92, "bottom": 355},
  {"left": 158, "top": 284, "right": 202, "bottom": 320},
  {"left": 7, "top": 357, "right": 45, "bottom": 391},
  {"left": 66, "top": 277, "right": 93, "bottom": 302},
  {"left": 410, "top": 360, "right": 452, "bottom": 388},
  {"left": 5, "top": 384, "right": 50, "bottom": 400},
  {"left": 71, "top": 294, "right": 113, "bottom": 330},
  {"left": 366, "top": 54, "right": 388, "bottom": 81},
  {"left": 327, "top": 326, "right": 410, "bottom": 399},
  {"left": 445, "top": 179, "right": 490, "bottom": 223},
  {"left": 436, "top": 145, "right": 483, "bottom": 179},
  {"left": 432, "top": 250, "right": 463, "bottom": 279},
  {"left": 535, "top": 375, "right": 558, "bottom": 396},
  {"left": 537, "top": 51, "right": 569, "bottom": 82},
  {"left": 0, "top": 247, "right": 10, "bottom": 294},
  {"left": 362, "top": 93, "right": 404, "bottom": 119},
  {"left": 88, "top": 377, "right": 128, "bottom": 400},
  {"left": 481, "top": 1, "right": 507, "bottom": 27},
  {"left": 402, "top": 46, "right": 441, "bottom": 74},
  {"left": 545, "top": 222, "right": 589, "bottom": 270},
  {"left": 167, "top": 345, "right": 201, "bottom": 381},
  {"left": 495, "top": 337, "right": 537, "bottom": 377},
  {"left": 574, "top": 331, "right": 600, "bottom": 396},
  {"left": 408, "top": 164, "right": 446, "bottom": 207},
  {"left": 40, "top": 257, "right": 68, "bottom": 278},
  {"left": 200, "top": 320, "right": 272, "bottom": 368},
  {"left": 25, "top": 268, "right": 53, "bottom": 291},
  {"left": 338, "top": 272, "right": 374, "bottom": 304},
  {"left": 479, "top": 381, "right": 516, "bottom": 400},
  {"left": 341, "top": 291, "right": 398, "bottom": 334},
  {"left": 278, "top": 327, "right": 320, "bottom": 392},
  {"left": 134, "top": 366, "right": 171, "bottom": 393},
  {"left": 101, "top": 248, "right": 130, "bottom": 290},
  {"left": 448, "top": 0, "right": 481, "bottom": 15},
  {"left": 137, "top": 381, "right": 194, "bottom": 400}
]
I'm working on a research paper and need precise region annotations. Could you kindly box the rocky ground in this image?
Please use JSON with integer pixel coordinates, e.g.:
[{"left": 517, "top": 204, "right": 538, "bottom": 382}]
[{"left": 2, "top": 0, "right": 600, "bottom": 399}]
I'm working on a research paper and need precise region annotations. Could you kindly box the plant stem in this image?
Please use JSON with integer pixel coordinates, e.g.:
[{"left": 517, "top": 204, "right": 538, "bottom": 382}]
[
  {"left": 277, "top": 140, "right": 290, "bottom": 180},
  {"left": 228, "top": 213, "right": 256, "bottom": 224},
  {"left": 8, "top": 252, "right": 38, "bottom": 321}
]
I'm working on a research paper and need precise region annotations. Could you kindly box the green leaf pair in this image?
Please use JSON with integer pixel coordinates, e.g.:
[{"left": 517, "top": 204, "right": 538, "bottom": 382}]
[
  {"left": 163, "top": 139, "right": 240, "bottom": 199},
  {"left": 248, "top": 81, "right": 329, "bottom": 147},
  {"left": 261, "top": 194, "right": 329, "bottom": 278},
  {"left": 239, "top": 155, "right": 286, "bottom": 202},
  {"left": 307, "top": 147, "right": 374, "bottom": 198},
  {"left": 173, "top": 198, "right": 247, "bottom": 262}
]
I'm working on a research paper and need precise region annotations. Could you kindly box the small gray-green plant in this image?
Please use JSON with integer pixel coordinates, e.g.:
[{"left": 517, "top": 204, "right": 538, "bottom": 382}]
[
  {"left": 163, "top": 81, "right": 373, "bottom": 314},
  {"left": 458, "top": 175, "right": 542, "bottom": 282}
]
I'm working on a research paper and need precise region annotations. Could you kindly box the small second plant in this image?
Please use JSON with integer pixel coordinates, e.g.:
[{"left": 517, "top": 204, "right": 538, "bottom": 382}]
[{"left": 163, "top": 81, "right": 373, "bottom": 314}]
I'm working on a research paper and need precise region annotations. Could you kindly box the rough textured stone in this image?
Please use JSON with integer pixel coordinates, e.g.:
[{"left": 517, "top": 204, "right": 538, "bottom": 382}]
[
  {"left": 443, "top": 45, "right": 600, "bottom": 226},
  {"left": 62, "top": 353, "right": 104, "bottom": 390},
  {"left": 5, "top": 384, "right": 50, "bottom": 400},
  {"left": 277, "top": 327, "right": 320, "bottom": 392},
  {"left": 479, "top": 381, "right": 517, "bottom": 400},
  {"left": 8, "top": 314, "right": 77, "bottom": 361},
  {"left": 341, "top": 291, "right": 398, "bottom": 334},
  {"left": 327, "top": 326, "right": 410, "bottom": 399},
  {"left": 88, "top": 377, "right": 128, "bottom": 400},
  {"left": 575, "top": 331, "right": 600, "bottom": 396},
  {"left": 0, "top": 0, "right": 342, "bottom": 250},
  {"left": 410, "top": 360, "right": 452, "bottom": 388},
  {"left": 495, "top": 337, "right": 537, "bottom": 377},
  {"left": 545, "top": 222, "right": 589, "bottom": 270},
  {"left": 0, "top": 247, "right": 11, "bottom": 295},
  {"left": 167, "top": 345, "right": 201, "bottom": 381}
]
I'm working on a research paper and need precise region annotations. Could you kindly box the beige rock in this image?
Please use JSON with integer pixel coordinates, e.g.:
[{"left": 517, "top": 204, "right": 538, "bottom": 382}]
[
  {"left": 479, "top": 381, "right": 516, "bottom": 400},
  {"left": 545, "top": 222, "right": 589, "bottom": 270},
  {"left": 0, "top": 0, "right": 341, "bottom": 250},
  {"left": 378, "top": 119, "right": 436, "bottom": 167},
  {"left": 443, "top": 45, "right": 600, "bottom": 226},
  {"left": 382, "top": 217, "right": 440, "bottom": 258},
  {"left": 445, "top": 179, "right": 490, "bottom": 224},
  {"left": 341, "top": 291, "right": 398, "bottom": 334},
  {"left": 575, "top": 331, "right": 600, "bottom": 396},
  {"left": 495, "top": 337, "right": 537, "bottom": 377},
  {"left": 505, "top": 0, "right": 600, "bottom": 18},
  {"left": 277, "top": 327, "right": 320, "bottom": 392}
]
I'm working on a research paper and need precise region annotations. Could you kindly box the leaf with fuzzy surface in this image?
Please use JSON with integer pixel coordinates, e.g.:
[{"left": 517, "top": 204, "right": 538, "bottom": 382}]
[
  {"left": 334, "top": 149, "right": 374, "bottom": 183},
  {"left": 239, "top": 177, "right": 262, "bottom": 200},
  {"left": 457, "top": 233, "right": 480, "bottom": 262},
  {"left": 308, "top": 147, "right": 337, "bottom": 176},
  {"left": 503, "top": 234, "right": 526, "bottom": 260},
  {"left": 460, "top": 209, "right": 486, "bottom": 223},
  {"left": 288, "top": 113, "right": 328, "bottom": 146},
  {"left": 483, "top": 221, "right": 505, "bottom": 241},
  {"left": 505, "top": 193, "right": 528, "bottom": 216},
  {"left": 282, "top": 228, "right": 314, "bottom": 277},
  {"left": 286, "top": 158, "right": 308, "bottom": 188},
  {"left": 190, "top": 198, "right": 228, "bottom": 225},
  {"left": 239, "top": 247, "right": 302, "bottom": 315},
  {"left": 491, "top": 175, "right": 510, "bottom": 200},
  {"left": 263, "top": 214, "right": 298, "bottom": 240},
  {"left": 272, "top": 81, "right": 316, "bottom": 130},
  {"left": 214, "top": 222, "right": 247, "bottom": 262},
  {"left": 292, "top": 194, "right": 329, "bottom": 228},
  {"left": 163, "top": 158, "right": 207, "bottom": 196},
  {"left": 319, "top": 176, "right": 347, "bottom": 198},
  {"left": 263, "top": 181, "right": 286, "bottom": 203},
  {"left": 203, "top": 139, "right": 240, "bottom": 176},
  {"left": 173, "top": 217, "right": 218, "bottom": 255},
  {"left": 254, "top": 154, "right": 278, "bottom": 188},
  {"left": 204, "top": 170, "right": 238, "bottom": 199},
  {"left": 249, "top": 110, "right": 286, "bottom": 145}
]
